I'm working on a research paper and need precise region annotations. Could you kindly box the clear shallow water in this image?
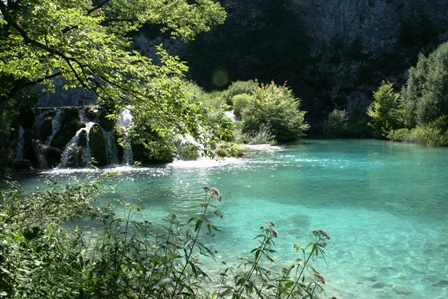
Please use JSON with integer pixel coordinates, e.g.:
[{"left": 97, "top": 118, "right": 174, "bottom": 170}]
[{"left": 13, "top": 139, "right": 448, "bottom": 298}]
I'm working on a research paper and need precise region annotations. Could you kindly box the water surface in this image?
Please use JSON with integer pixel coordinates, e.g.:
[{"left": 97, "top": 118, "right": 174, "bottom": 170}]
[{"left": 14, "top": 139, "right": 448, "bottom": 298}]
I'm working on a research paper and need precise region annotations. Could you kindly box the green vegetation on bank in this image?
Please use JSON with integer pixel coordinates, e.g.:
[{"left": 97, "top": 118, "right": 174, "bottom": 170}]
[
  {"left": 368, "top": 41, "right": 448, "bottom": 146},
  {"left": 1, "top": 176, "right": 330, "bottom": 299}
]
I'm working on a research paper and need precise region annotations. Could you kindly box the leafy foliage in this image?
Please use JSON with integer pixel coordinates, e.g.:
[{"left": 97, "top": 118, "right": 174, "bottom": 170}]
[
  {"left": 1, "top": 179, "right": 330, "bottom": 299},
  {"left": 373, "top": 41, "right": 448, "bottom": 146},
  {"left": 0, "top": 0, "right": 226, "bottom": 171},
  {"left": 367, "top": 81, "right": 401, "bottom": 139},
  {"left": 401, "top": 41, "right": 448, "bottom": 130},
  {"left": 323, "top": 109, "right": 349, "bottom": 137},
  {"left": 220, "top": 80, "right": 258, "bottom": 107},
  {"left": 237, "top": 81, "right": 309, "bottom": 142}
]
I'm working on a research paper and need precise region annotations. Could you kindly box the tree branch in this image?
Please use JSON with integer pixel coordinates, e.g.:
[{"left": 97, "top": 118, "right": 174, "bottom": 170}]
[
  {"left": 0, "top": 72, "right": 62, "bottom": 106},
  {"left": 88, "top": 0, "right": 110, "bottom": 16},
  {"left": 0, "top": 1, "right": 97, "bottom": 103}
]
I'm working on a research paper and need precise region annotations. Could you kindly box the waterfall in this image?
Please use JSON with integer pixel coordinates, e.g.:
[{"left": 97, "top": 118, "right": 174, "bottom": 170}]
[
  {"left": 46, "top": 109, "right": 64, "bottom": 145},
  {"left": 102, "top": 128, "right": 119, "bottom": 165},
  {"left": 22, "top": 107, "right": 138, "bottom": 169},
  {"left": 58, "top": 110, "right": 97, "bottom": 168},
  {"left": 14, "top": 125, "right": 25, "bottom": 161},
  {"left": 117, "top": 109, "right": 133, "bottom": 165},
  {"left": 58, "top": 122, "right": 95, "bottom": 168}
]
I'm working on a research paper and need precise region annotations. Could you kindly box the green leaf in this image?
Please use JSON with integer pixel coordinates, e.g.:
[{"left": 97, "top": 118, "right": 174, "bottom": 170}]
[
  {"left": 284, "top": 280, "right": 295, "bottom": 291},
  {"left": 195, "top": 219, "right": 203, "bottom": 232}
]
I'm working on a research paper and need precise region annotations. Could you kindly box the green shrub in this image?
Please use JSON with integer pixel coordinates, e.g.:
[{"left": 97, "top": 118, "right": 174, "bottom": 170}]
[
  {"left": 388, "top": 126, "right": 448, "bottom": 146},
  {"left": 401, "top": 41, "right": 448, "bottom": 128},
  {"left": 220, "top": 80, "right": 257, "bottom": 106},
  {"left": 323, "top": 109, "right": 349, "bottom": 137},
  {"left": 237, "top": 123, "right": 276, "bottom": 145},
  {"left": 179, "top": 141, "right": 201, "bottom": 160},
  {"left": 240, "top": 82, "right": 309, "bottom": 142},
  {"left": 202, "top": 90, "right": 229, "bottom": 110},
  {"left": 207, "top": 111, "right": 235, "bottom": 142},
  {"left": 214, "top": 142, "right": 244, "bottom": 157},
  {"left": 232, "top": 93, "right": 254, "bottom": 119}
]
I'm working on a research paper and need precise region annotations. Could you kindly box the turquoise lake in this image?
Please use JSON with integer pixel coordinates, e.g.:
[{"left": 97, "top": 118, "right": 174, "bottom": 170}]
[{"left": 15, "top": 139, "right": 448, "bottom": 298}]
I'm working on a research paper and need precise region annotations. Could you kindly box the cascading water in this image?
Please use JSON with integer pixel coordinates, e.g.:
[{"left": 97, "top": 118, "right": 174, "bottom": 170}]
[
  {"left": 117, "top": 109, "right": 133, "bottom": 165},
  {"left": 14, "top": 125, "right": 25, "bottom": 161},
  {"left": 57, "top": 110, "right": 96, "bottom": 168},
  {"left": 16, "top": 106, "right": 139, "bottom": 169},
  {"left": 46, "top": 109, "right": 64, "bottom": 145},
  {"left": 58, "top": 122, "right": 96, "bottom": 168},
  {"left": 102, "top": 128, "right": 119, "bottom": 165}
]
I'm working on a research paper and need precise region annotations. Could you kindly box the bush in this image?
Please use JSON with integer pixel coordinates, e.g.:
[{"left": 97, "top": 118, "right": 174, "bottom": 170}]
[
  {"left": 179, "top": 141, "right": 201, "bottom": 159},
  {"left": 206, "top": 111, "right": 235, "bottom": 142},
  {"left": 323, "top": 109, "right": 349, "bottom": 137},
  {"left": 388, "top": 126, "right": 448, "bottom": 146},
  {"left": 237, "top": 123, "right": 276, "bottom": 145},
  {"left": 220, "top": 80, "right": 257, "bottom": 106},
  {"left": 202, "top": 91, "right": 229, "bottom": 111},
  {"left": 232, "top": 93, "right": 254, "bottom": 119},
  {"left": 214, "top": 142, "right": 244, "bottom": 157},
  {"left": 239, "top": 82, "right": 309, "bottom": 142},
  {"left": 401, "top": 41, "right": 448, "bottom": 128}
]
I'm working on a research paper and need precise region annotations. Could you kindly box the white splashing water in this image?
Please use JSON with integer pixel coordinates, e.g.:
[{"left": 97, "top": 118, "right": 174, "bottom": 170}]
[
  {"left": 58, "top": 122, "right": 96, "bottom": 168},
  {"left": 118, "top": 109, "right": 134, "bottom": 165},
  {"left": 102, "top": 128, "right": 119, "bottom": 165},
  {"left": 46, "top": 109, "right": 64, "bottom": 145}
]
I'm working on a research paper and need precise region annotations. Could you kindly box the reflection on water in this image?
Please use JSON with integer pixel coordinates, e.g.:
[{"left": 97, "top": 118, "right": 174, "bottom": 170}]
[{"left": 10, "top": 139, "right": 448, "bottom": 299}]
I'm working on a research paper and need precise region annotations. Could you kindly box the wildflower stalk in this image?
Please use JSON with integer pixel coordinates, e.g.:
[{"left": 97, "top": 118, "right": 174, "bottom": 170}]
[
  {"left": 170, "top": 187, "right": 221, "bottom": 298},
  {"left": 284, "top": 230, "right": 329, "bottom": 299},
  {"left": 235, "top": 222, "right": 277, "bottom": 297}
]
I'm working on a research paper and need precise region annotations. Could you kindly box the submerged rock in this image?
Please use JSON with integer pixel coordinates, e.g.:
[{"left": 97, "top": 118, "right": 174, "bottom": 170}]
[
  {"left": 89, "top": 124, "right": 108, "bottom": 166},
  {"left": 393, "top": 285, "right": 413, "bottom": 295}
]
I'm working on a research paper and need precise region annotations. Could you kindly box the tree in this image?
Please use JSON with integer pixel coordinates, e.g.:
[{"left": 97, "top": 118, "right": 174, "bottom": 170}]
[
  {"left": 367, "top": 81, "right": 401, "bottom": 139},
  {"left": 0, "top": 0, "right": 226, "bottom": 161},
  {"left": 400, "top": 41, "right": 448, "bottom": 130},
  {"left": 324, "top": 108, "right": 349, "bottom": 137}
]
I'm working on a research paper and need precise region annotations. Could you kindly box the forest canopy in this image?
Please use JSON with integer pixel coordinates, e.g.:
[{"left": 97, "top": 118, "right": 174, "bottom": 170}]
[
  {"left": 0, "top": 0, "right": 225, "bottom": 131},
  {"left": 0, "top": 0, "right": 226, "bottom": 170}
]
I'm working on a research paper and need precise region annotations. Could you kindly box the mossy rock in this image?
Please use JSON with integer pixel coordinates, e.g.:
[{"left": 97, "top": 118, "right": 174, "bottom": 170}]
[
  {"left": 132, "top": 143, "right": 173, "bottom": 164},
  {"left": 98, "top": 109, "right": 116, "bottom": 132},
  {"left": 89, "top": 124, "right": 108, "bottom": 166},
  {"left": 44, "top": 146, "right": 62, "bottom": 168},
  {"left": 114, "top": 126, "right": 125, "bottom": 163},
  {"left": 39, "top": 116, "right": 53, "bottom": 141},
  {"left": 84, "top": 107, "right": 98, "bottom": 122},
  {"left": 78, "top": 130, "right": 88, "bottom": 147},
  {"left": 19, "top": 107, "right": 35, "bottom": 130},
  {"left": 51, "top": 108, "right": 85, "bottom": 150},
  {"left": 131, "top": 143, "right": 150, "bottom": 164},
  {"left": 13, "top": 160, "right": 32, "bottom": 171},
  {"left": 22, "top": 130, "right": 36, "bottom": 164}
]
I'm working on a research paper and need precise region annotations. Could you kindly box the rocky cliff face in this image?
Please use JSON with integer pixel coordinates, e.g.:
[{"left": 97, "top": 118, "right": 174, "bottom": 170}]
[
  {"left": 36, "top": 0, "right": 448, "bottom": 123},
  {"left": 182, "top": 0, "right": 448, "bottom": 122},
  {"left": 298, "top": 0, "right": 447, "bottom": 120},
  {"left": 297, "top": 0, "right": 447, "bottom": 55}
]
